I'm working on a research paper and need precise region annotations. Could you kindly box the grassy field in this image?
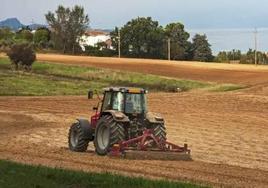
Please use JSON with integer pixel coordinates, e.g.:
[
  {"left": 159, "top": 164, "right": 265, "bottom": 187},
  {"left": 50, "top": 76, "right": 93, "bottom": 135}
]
[
  {"left": 0, "top": 160, "right": 206, "bottom": 188},
  {"left": 0, "top": 58, "right": 243, "bottom": 96}
]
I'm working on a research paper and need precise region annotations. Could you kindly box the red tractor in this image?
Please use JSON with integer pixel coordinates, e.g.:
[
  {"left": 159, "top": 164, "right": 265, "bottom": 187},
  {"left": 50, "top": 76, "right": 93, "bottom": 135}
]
[{"left": 68, "top": 87, "right": 190, "bottom": 160}]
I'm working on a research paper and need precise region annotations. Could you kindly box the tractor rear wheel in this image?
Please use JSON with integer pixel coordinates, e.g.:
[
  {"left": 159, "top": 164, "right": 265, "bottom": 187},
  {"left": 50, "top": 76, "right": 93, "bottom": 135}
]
[
  {"left": 153, "top": 123, "right": 167, "bottom": 141},
  {"left": 68, "top": 122, "right": 91, "bottom": 152},
  {"left": 94, "top": 115, "right": 125, "bottom": 155}
]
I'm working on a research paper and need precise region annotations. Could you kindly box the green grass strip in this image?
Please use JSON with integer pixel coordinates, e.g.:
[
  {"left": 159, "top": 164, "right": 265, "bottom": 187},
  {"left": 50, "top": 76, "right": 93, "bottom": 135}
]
[
  {"left": 0, "top": 57, "right": 243, "bottom": 96},
  {"left": 0, "top": 160, "right": 207, "bottom": 188}
]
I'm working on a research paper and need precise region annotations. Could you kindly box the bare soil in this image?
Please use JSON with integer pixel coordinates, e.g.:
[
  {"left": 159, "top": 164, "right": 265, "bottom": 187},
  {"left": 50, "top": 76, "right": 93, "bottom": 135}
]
[
  {"left": 36, "top": 53, "right": 268, "bottom": 85},
  {"left": 0, "top": 92, "right": 267, "bottom": 188},
  {"left": 0, "top": 54, "right": 268, "bottom": 187}
]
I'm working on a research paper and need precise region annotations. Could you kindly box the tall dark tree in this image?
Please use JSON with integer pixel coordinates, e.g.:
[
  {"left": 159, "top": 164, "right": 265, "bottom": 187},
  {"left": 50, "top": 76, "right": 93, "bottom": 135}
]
[
  {"left": 45, "top": 5, "right": 89, "bottom": 54},
  {"left": 110, "top": 27, "right": 119, "bottom": 54},
  {"left": 68, "top": 5, "right": 89, "bottom": 54},
  {"left": 191, "top": 34, "right": 213, "bottom": 62},
  {"left": 45, "top": 6, "right": 70, "bottom": 53},
  {"left": 164, "top": 22, "right": 190, "bottom": 60},
  {"left": 114, "top": 17, "right": 164, "bottom": 58}
]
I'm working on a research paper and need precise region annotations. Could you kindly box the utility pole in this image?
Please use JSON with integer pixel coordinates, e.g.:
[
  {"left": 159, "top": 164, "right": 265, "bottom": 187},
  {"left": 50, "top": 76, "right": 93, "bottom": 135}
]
[
  {"left": 254, "top": 28, "right": 258, "bottom": 65},
  {"left": 167, "top": 38, "right": 171, "bottom": 61},
  {"left": 118, "top": 28, "right": 121, "bottom": 58}
]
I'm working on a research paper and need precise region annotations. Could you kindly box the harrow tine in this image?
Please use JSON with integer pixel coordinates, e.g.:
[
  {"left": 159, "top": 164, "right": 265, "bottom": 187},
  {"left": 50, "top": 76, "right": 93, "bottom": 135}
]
[{"left": 123, "top": 150, "right": 192, "bottom": 161}]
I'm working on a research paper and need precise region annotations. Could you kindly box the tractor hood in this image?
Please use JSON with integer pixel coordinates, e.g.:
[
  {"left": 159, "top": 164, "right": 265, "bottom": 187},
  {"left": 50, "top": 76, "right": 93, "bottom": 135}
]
[{"left": 146, "top": 112, "right": 164, "bottom": 123}]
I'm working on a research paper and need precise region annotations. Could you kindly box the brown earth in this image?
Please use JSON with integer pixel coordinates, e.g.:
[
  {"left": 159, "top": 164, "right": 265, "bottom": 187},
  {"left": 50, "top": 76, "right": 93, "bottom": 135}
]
[
  {"left": 0, "top": 54, "right": 268, "bottom": 187},
  {"left": 0, "top": 92, "right": 267, "bottom": 188},
  {"left": 35, "top": 53, "right": 268, "bottom": 96},
  {"left": 36, "top": 53, "right": 268, "bottom": 85}
]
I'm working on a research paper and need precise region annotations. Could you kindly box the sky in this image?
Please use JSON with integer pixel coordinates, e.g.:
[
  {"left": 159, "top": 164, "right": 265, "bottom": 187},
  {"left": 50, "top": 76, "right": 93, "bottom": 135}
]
[{"left": 0, "top": 0, "right": 268, "bottom": 29}]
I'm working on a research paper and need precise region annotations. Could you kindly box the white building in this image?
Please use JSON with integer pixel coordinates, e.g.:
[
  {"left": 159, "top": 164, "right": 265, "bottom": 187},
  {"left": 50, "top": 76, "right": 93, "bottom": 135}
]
[{"left": 79, "top": 30, "right": 113, "bottom": 51}]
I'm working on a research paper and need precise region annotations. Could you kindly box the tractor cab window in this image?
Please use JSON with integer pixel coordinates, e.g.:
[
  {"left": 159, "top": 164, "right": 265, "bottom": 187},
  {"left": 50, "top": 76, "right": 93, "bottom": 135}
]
[
  {"left": 102, "top": 92, "right": 112, "bottom": 111},
  {"left": 112, "top": 92, "right": 124, "bottom": 111},
  {"left": 125, "top": 93, "right": 146, "bottom": 114},
  {"left": 102, "top": 91, "right": 124, "bottom": 112}
]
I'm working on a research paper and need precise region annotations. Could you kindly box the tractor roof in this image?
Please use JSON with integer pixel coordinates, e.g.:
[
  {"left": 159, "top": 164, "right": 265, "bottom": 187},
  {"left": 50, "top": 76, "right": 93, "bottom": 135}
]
[{"left": 103, "top": 87, "right": 147, "bottom": 94}]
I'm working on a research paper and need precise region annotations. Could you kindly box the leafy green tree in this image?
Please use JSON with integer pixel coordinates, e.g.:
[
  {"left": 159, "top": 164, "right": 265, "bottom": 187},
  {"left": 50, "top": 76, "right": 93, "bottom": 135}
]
[
  {"left": 45, "top": 5, "right": 89, "bottom": 54},
  {"left": 215, "top": 49, "right": 242, "bottom": 63},
  {"left": 0, "top": 28, "right": 15, "bottom": 51},
  {"left": 16, "top": 29, "right": 33, "bottom": 42},
  {"left": 116, "top": 17, "right": 164, "bottom": 58},
  {"left": 257, "top": 52, "right": 268, "bottom": 64},
  {"left": 227, "top": 49, "right": 241, "bottom": 61},
  {"left": 111, "top": 18, "right": 215, "bottom": 61},
  {"left": 243, "top": 49, "right": 255, "bottom": 64},
  {"left": 240, "top": 49, "right": 268, "bottom": 64},
  {"left": 0, "top": 28, "right": 14, "bottom": 40},
  {"left": 215, "top": 51, "right": 229, "bottom": 63},
  {"left": 191, "top": 34, "right": 213, "bottom": 62},
  {"left": 33, "top": 28, "right": 50, "bottom": 48},
  {"left": 164, "top": 22, "right": 190, "bottom": 60}
]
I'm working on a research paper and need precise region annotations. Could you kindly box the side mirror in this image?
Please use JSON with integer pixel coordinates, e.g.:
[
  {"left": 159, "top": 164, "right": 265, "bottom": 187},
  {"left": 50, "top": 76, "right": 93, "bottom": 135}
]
[
  {"left": 93, "top": 107, "right": 98, "bottom": 111},
  {"left": 88, "top": 90, "right": 93, "bottom": 99}
]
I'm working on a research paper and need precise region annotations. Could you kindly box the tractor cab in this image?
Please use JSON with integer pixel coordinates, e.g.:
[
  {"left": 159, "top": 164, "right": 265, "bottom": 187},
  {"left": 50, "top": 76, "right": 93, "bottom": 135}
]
[{"left": 101, "top": 87, "right": 147, "bottom": 115}]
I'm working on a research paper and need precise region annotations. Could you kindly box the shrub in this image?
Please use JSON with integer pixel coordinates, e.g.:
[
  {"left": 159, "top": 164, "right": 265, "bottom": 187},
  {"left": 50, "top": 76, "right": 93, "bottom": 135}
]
[
  {"left": 85, "top": 45, "right": 116, "bottom": 57},
  {"left": 7, "top": 43, "right": 36, "bottom": 71}
]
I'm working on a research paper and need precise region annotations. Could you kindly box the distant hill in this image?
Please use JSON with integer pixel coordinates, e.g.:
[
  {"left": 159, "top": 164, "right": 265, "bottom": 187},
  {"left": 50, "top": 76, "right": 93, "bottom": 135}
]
[
  {"left": 0, "top": 17, "right": 110, "bottom": 32},
  {"left": 28, "top": 23, "right": 47, "bottom": 30},
  {"left": 0, "top": 18, "right": 24, "bottom": 30},
  {"left": 0, "top": 18, "right": 47, "bottom": 31}
]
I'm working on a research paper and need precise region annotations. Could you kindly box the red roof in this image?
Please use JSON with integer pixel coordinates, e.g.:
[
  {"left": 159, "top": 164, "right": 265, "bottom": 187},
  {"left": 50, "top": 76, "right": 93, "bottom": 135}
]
[{"left": 85, "top": 30, "right": 109, "bottom": 36}]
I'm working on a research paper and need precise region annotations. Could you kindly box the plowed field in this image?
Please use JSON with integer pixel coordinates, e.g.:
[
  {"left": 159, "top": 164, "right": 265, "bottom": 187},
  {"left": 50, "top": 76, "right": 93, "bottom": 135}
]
[
  {"left": 0, "top": 54, "right": 268, "bottom": 187},
  {"left": 36, "top": 53, "right": 268, "bottom": 85},
  {"left": 0, "top": 91, "right": 267, "bottom": 187}
]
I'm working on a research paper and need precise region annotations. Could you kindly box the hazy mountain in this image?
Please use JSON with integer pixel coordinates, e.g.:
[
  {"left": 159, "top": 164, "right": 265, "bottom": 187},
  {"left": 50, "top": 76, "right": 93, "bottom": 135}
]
[
  {"left": 28, "top": 23, "right": 47, "bottom": 30},
  {"left": 0, "top": 18, "right": 24, "bottom": 30},
  {"left": 0, "top": 18, "right": 47, "bottom": 31}
]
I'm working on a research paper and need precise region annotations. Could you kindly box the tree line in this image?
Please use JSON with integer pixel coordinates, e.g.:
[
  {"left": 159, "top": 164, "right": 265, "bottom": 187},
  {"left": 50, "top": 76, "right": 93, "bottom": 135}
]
[
  {"left": 0, "top": 5, "right": 88, "bottom": 55},
  {"left": 0, "top": 5, "right": 213, "bottom": 62},
  {"left": 215, "top": 49, "right": 268, "bottom": 64},
  {"left": 110, "top": 17, "right": 213, "bottom": 61},
  {"left": 0, "top": 27, "right": 51, "bottom": 51},
  {"left": 1, "top": 4, "right": 267, "bottom": 65}
]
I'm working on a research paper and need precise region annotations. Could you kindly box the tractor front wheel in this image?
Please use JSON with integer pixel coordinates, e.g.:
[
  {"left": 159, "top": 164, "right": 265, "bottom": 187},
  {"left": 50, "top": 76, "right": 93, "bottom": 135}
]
[{"left": 94, "top": 115, "right": 125, "bottom": 155}]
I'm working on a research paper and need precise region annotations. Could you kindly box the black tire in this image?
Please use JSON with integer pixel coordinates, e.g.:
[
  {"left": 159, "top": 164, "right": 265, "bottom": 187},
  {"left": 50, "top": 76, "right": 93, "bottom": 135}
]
[
  {"left": 153, "top": 123, "right": 167, "bottom": 141},
  {"left": 94, "top": 115, "right": 125, "bottom": 155},
  {"left": 68, "top": 122, "right": 91, "bottom": 152}
]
